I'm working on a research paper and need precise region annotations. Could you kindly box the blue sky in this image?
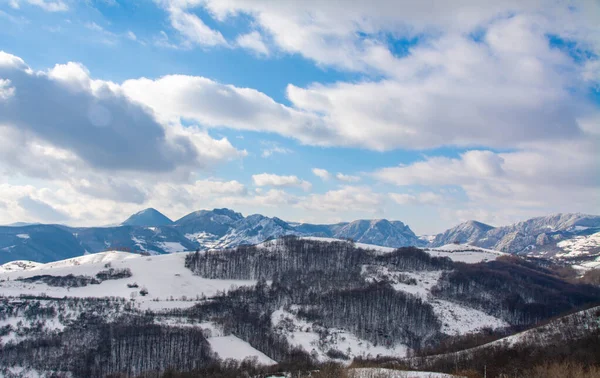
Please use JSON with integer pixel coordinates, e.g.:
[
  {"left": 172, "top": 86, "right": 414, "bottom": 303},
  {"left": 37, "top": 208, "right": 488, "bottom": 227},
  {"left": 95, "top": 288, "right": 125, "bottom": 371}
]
[{"left": 0, "top": 0, "right": 598, "bottom": 234}]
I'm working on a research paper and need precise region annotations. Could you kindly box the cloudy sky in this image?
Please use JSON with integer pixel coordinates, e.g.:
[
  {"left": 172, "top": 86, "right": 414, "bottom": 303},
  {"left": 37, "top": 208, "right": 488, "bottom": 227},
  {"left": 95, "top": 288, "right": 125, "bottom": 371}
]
[{"left": 0, "top": 0, "right": 598, "bottom": 234}]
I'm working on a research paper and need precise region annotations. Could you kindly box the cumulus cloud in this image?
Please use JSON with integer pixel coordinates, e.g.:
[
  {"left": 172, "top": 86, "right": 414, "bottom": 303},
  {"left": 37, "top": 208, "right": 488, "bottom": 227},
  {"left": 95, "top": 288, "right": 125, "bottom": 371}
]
[
  {"left": 376, "top": 140, "right": 600, "bottom": 214},
  {"left": 236, "top": 31, "right": 269, "bottom": 56},
  {"left": 153, "top": 1, "right": 598, "bottom": 151},
  {"left": 312, "top": 168, "right": 331, "bottom": 181},
  {"left": 335, "top": 173, "right": 361, "bottom": 183},
  {"left": 0, "top": 52, "right": 244, "bottom": 175},
  {"left": 252, "top": 173, "right": 311, "bottom": 191},
  {"left": 302, "top": 186, "right": 383, "bottom": 213},
  {"left": 120, "top": 74, "right": 334, "bottom": 145}
]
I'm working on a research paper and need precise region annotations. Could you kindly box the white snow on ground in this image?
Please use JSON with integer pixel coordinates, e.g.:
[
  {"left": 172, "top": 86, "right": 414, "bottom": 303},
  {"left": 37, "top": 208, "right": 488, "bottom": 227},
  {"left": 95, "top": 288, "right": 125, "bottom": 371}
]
[
  {"left": 157, "top": 241, "right": 187, "bottom": 253},
  {"left": 573, "top": 256, "right": 600, "bottom": 271},
  {"left": 0, "top": 260, "right": 43, "bottom": 273},
  {"left": 271, "top": 308, "right": 408, "bottom": 362},
  {"left": 0, "top": 251, "right": 256, "bottom": 309},
  {"left": 556, "top": 232, "right": 600, "bottom": 258},
  {"left": 348, "top": 368, "right": 461, "bottom": 378},
  {"left": 362, "top": 266, "right": 442, "bottom": 299},
  {"left": 6, "top": 366, "right": 72, "bottom": 378},
  {"left": 16, "top": 234, "right": 30, "bottom": 239},
  {"left": 28, "top": 251, "right": 139, "bottom": 270},
  {"left": 426, "top": 244, "right": 504, "bottom": 263},
  {"left": 415, "top": 305, "right": 600, "bottom": 368},
  {"left": 430, "top": 299, "right": 509, "bottom": 335},
  {"left": 208, "top": 335, "right": 277, "bottom": 365},
  {"left": 360, "top": 266, "right": 507, "bottom": 336}
]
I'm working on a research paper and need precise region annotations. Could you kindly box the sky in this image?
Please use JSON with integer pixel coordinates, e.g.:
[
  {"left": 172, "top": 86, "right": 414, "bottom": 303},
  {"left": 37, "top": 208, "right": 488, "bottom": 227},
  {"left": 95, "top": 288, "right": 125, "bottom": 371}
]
[{"left": 0, "top": 0, "right": 598, "bottom": 235}]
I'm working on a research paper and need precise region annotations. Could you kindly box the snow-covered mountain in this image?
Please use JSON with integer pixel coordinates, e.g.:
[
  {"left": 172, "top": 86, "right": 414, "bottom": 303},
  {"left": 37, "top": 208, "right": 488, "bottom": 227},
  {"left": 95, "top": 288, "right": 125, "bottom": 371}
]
[
  {"left": 121, "top": 208, "right": 174, "bottom": 227},
  {"left": 431, "top": 213, "right": 600, "bottom": 258},
  {"left": 2, "top": 210, "right": 599, "bottom": 265}
]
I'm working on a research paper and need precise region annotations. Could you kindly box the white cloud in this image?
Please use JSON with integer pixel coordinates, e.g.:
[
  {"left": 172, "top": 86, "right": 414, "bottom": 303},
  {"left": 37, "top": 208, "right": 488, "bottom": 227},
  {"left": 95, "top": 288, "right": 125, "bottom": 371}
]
[
  {"left": 302, "top": 186, "right": 383, "bottom": 213},
  {"left": 260, "top": 141, "right": 292, "bottom": 158},
  {"left": 0, "top": 52, "right": 244, "bottom": 175},
  {"left": 10, "top": 0, "right": 68, "bottom": 12},
  {"left": 121, "top": 74, "right": 333, "bottom": 144},
  {"left": 166, "top": 5, "right": 227, "bottom": 47},
  {"left": 236, "top": 31, "right": 269, "bottom": 56},
  {"left": 390, "top": 192, "right": 443, "bottom": 205},
  {"left": 150, "top": 1, "right": 598, "bottom": 152},
  {"left": 252, "top": 173, "right": 311, "bottom": 191},
  {"left": 335, "top": 173, "right": 361, "bottom": 182},
  {"left": 376, "top": 140, "right": 600, "bottom": 214},
  {"left": 312, "top": 168, "right": 331, "bottom": 181},
  {"left": 312, "top": 169, "right": 360, "bottom": 183}
]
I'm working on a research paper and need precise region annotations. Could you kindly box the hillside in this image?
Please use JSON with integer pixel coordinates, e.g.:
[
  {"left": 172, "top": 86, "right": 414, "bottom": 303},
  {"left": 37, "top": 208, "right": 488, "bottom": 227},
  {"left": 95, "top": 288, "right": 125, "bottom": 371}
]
[{"left": 1, "top": 237, "right": 598, "bottom": 377}]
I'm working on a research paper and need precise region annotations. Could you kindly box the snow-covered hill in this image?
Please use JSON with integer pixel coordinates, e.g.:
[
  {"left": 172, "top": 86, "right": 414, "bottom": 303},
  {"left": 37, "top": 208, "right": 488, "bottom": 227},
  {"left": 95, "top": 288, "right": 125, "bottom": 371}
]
[
  {"left": 431, "top": 213, "right": 600, "bottom": 258},
  {"left": 0, "top": 260, "right": 43, "bottom": 273},
  {"left": 0, "top": 239, "right": 511, "bottom": 363},
  {"left": 0, "top": 251, "right": 257, "bottom": 308}
]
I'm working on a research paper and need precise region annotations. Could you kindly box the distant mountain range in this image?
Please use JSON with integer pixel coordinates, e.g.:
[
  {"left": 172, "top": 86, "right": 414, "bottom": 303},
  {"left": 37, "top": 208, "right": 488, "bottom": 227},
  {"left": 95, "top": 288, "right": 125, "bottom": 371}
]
[
  {"left": 0, "top": 209, "right": 598, "bottom": 264},
  {"left": 430, "top": 213, "right": 600, "bottom": 258}
]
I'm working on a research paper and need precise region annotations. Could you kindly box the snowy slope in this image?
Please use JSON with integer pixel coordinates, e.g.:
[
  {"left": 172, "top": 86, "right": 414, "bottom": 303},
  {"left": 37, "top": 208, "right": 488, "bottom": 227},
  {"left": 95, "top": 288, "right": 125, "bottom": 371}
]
[
  {"left": 426, "top": 244, "right": 505, "bottom": 263},
  {"left": 208, "top": 335, "right": 277, "bottom": 365},
  {"left": 0, "top": 251, "right": 256, "bottom": 309},
  {"left": 555, "top": 232, "right": 600, "bottom": 259},
  {"left": 348, "top": 368, "right": 460, "bottom": 378},
  {"left": 415, "top": 305, "right": 600, "bottom": 367},
  {"left": 0, "top": 260, "right": 43, "bottom": 273}
]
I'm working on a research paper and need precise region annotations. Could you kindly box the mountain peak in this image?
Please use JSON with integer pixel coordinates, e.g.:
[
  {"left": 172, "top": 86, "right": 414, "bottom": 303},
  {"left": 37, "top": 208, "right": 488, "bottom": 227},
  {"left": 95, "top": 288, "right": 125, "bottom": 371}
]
[{"left": 122, "top": 208, "right": 173, "bottom": 227}]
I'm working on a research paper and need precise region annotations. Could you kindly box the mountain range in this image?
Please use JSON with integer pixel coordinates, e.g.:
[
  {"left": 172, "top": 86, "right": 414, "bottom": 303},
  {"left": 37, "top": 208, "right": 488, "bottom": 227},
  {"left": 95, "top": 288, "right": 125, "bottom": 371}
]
[{"left": 0, "top": 208, "right": 598, "bottom": 264}]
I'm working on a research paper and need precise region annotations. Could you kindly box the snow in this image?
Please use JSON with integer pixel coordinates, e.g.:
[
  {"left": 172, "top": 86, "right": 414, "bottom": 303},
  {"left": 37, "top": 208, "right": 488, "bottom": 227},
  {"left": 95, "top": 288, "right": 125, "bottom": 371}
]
[
  {"left": 0, "top": 260, "right": 43, "bottom": 273},
  {"left": 0, "top": 251, "right": 257, "bottom": 309},
  {"left": 271, "top": 308, "right": 408, "bottom": 362},
  {"left": 361, "top": 267, "right": 507, "bottom": 336},
  {"left": 208, "top": 335, "right": 277, "bottom": 365},
  {"left": 348, "top": 368, "right": 460, "bottom": 378},
  {"left": 157, "top": 241, "right": 187, "bottom": 253},
  {"left": 430, "top": 299, "right": 509, "bottom": 335},
  {"left": 16, "top": 233, "right": 30, "bottom": 239},
  {"left": 426, "top": 244, "right": 504, "bottom": 263},
  {"left": 362, "top": 266, "right": 442, "bottom": 299},
  {"left": 556, "top": 232, "right": 600, "bottom": 258}
]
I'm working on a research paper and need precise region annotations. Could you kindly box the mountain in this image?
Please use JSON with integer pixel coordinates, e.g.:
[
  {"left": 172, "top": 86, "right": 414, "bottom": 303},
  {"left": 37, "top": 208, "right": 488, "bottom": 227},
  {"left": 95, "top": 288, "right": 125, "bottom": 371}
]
[
  {"left": 430, "top": 220, "right": 494, "bottom": 246},
  {"left": 121, "top": 208, "right": 173, "bottom": 227},
  {"left": 2, "top": 210, "right": 599, "bottom": 266},
  {"left": 431, "top": 213, "right": 600, "bottom": 258},
  {"left": 333, "top": 219, "right": 425, "bottom": 247},
  {"left": 0, "top": 208, "right": 423, "bottom": 264},
  {"left": 0, "top": 224, "right": 86, "bottom": 264},
  {"left": 1, "top": 238, "right": 598, "bottom": 376}
]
